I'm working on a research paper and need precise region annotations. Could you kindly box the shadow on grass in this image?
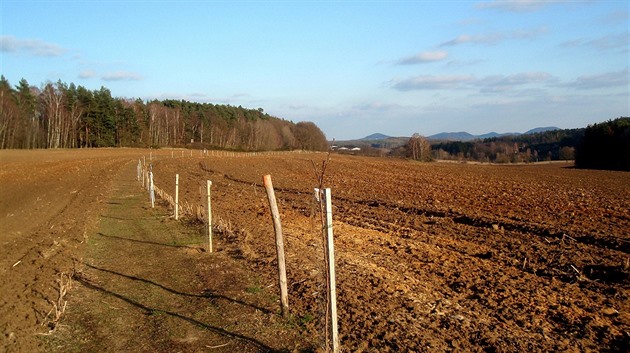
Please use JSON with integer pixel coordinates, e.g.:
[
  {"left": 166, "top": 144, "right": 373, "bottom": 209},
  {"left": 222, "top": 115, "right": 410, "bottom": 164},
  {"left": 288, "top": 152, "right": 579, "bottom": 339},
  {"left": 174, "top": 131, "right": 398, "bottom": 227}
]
[
  {"left": 96, "top": 232, "right": 204, "bottom": 251},
  {"left": 99, "top": 215, "right": 136, "bottom": 221},
  {"left": 73, "top": 273, "right": 286, "bottom": 352},
  {"left": 83, "top": 263, "right": 274, "bottom": 315}
]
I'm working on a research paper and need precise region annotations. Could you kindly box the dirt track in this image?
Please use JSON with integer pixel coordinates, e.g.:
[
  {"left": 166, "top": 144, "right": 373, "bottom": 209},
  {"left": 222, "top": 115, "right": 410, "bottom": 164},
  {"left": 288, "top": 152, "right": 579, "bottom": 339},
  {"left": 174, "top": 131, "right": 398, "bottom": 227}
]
[
  {"left": 0, "top": 149, "right": 139, "bottom": 352},
  {"left": 1, "top": 149, "right": 629, "bottom": 352}
]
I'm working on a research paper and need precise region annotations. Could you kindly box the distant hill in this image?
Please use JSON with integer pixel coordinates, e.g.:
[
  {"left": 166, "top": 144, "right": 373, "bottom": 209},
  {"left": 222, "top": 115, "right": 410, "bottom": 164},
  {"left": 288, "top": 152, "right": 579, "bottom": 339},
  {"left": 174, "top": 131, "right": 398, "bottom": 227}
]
[
  {"left": 427, "top": 132, "right": 476, "bottom": 141},
  {"left": 333, "top": 127, "right": 563, "bottom": 146},
  {"left": 427, "top": 127, "right": 560, "bottom": 142},
  {"left": 360, "top": 133, "right": 391, "bottom": 140},
  {"left": 524, "top": 127, "right": 559, "bottom": 134}
]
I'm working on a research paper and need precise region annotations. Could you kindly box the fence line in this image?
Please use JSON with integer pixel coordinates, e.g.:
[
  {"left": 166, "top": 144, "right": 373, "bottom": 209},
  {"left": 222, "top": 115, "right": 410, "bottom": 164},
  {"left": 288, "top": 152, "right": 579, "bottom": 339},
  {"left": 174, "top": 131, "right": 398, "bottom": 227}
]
[
  {"left": 137, "top": 153, "right": 340, "bottom": 352},
  {"left": 142, "top": 148, "right": 324, "bottom": 162}
]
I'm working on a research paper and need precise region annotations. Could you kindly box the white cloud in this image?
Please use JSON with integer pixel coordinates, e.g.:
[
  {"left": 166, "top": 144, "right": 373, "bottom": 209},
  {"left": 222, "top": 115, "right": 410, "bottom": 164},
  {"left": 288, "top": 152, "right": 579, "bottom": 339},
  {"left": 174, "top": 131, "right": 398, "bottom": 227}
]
[
  {"left": 475, "top": 0, "right": 569, "bottom": 13},
  {"left": 397, "top": 50, "right": 448, "bottom": 65},
  {"left": 565, "top": 69, "right": 629, "bottom": 90},
  {"left": 511, "top": 26, "right": 549, "bottom": 40},
  {"left": 102, "top": 71, "right": 143, "bottom": 81},
  {"left": 392, "top": 75, "right": 475, "bottom": 91},
  {"left": 78, "top": 70, "right": 97, "bottom": 79},
  {"left": 560, "top": 33, "right": 629, "bottom": 52},
  {"left": 446, "top": 59, "right": 485, "bottom": 67},
  {"left": 391, "top": 72, "right": 556, "bottom": 93},
  {"left": 0, "top": 35, "right": 65, "bottom": 57},
  {"left": 475, "top": 72, "right": 555, "bottom": 92},
  {"left": 351, "top": 102, "right": 405, "bottom": 112},
  {"left": 440, "top": 33, "right": 504, "bottom": 46},
  {"left": 440, "top": 27, "right": 548, "bottom": 47}
]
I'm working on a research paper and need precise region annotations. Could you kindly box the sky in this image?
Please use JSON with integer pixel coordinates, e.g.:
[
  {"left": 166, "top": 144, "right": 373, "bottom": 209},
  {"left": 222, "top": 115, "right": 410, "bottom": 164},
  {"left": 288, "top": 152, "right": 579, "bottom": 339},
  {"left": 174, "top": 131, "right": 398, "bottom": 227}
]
[{"left": 1, "top": 0, "right": 628, "bottom": 140}]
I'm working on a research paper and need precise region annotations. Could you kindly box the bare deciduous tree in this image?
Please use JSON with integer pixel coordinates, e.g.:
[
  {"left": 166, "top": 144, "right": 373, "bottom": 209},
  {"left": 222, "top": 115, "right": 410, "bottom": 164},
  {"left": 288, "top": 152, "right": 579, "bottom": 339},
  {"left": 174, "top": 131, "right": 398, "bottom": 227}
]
[{"left": 406, "top": 133, "right": 432, "bottom": 161}]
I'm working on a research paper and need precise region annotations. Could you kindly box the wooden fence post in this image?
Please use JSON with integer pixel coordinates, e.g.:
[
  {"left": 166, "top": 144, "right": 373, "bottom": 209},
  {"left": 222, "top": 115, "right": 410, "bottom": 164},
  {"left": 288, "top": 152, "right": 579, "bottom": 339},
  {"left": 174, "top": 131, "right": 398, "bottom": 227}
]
[
  {"left": 149, "top": 171, "right": 155, "bottom": 208},
  {"left": 175, "top": 174, "right": 179, "bottom": 220},
  {"left": 263, "top": 175, "right": 289, "bottom": 318},
  {"left": 207, "top": 180, "right": 213, "bottom": 253}
]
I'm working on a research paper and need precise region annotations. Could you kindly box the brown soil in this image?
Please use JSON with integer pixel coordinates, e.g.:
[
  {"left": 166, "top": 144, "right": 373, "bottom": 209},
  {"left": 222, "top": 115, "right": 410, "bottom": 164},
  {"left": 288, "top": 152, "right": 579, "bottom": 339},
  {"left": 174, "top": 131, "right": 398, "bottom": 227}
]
[{"left": 1, "top": 149, "right": 629, "bottom": 352}]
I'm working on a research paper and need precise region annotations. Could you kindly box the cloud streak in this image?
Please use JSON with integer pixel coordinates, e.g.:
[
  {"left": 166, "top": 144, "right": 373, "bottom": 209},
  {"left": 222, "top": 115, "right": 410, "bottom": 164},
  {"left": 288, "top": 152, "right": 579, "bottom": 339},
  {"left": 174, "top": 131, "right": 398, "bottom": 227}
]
[
  {"left": 564, "top": 69, "right": 629, "bottom": 90},
  {"left": 392, "top": 69, "right": 629, "bottom": 95},
  {"left": 397, "top": 50, "right": 448, "bottom": 65},
  {"left": 475, "top": 0, "right": 569, "bottom": 13},
  {"left": 78, "top": 69, "right": 144, "bottom": 82},
  {"left": 78, "top": 70, "right": 97, "bottom": 79},
  {"left": 475, "top": 72, "right": 555, "bottom": 92},
  {"left": 391, "top": 72, "right": 557, "bottom": 92},
  {"left": 101, "top": 71, "right": 143, "bottom": 81},
  {"left": 392, "top": 75, "right": 475, "bottom": 91},
  {"left": 0, "top": 35, "right": 65, "bottom": 57},
  {"left": 560, "top": 33, "right": 629, "bottom": 52},
  {"left": 440, "top": 27, "right": 548, "bottom": 47}
]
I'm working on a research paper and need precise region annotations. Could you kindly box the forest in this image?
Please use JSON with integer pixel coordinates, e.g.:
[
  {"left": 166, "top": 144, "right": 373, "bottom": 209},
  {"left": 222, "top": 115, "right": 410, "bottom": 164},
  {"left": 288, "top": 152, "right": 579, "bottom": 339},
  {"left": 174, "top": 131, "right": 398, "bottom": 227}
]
[
  {"left": 0, "top": 77, "right": 328, "bottom": 151},
  {"left": 575, "top": 117, "right": 630, "bottom": 171},
  {"left": 430, "top": 128, "right": 585, "bottom": 163}
]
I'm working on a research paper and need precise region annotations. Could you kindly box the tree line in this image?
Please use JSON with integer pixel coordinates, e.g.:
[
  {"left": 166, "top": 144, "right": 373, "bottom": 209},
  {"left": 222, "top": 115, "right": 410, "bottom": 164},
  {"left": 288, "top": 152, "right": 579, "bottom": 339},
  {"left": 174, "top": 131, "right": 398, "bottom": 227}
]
[
  {"left": 0, "top": 77, "right": 328, "bottom": 151},
  {"left": 575, "top": 117, "right": 629, "bottom": 171},
  {"left": 430, "top": 128, "right": 585, "bottom": 163}
]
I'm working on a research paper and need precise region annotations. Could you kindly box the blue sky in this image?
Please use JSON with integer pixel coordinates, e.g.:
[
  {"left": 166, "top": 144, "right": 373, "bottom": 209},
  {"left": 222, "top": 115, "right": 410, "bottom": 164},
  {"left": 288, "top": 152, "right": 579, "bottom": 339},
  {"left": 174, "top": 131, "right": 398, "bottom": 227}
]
[{"left": 1, "top": 0, "right": 628, "bottom": 140}]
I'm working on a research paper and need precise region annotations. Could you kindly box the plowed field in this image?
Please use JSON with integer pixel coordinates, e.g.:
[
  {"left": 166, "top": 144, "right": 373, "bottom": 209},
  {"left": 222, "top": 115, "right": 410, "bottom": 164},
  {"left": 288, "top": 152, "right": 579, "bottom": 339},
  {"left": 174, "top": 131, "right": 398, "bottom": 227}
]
[
  {"left": 1, "top": 149, "right": 628, "bottom": 352},
  {"left": 151, "top": 152, "right": 629, "bottom": 352}
]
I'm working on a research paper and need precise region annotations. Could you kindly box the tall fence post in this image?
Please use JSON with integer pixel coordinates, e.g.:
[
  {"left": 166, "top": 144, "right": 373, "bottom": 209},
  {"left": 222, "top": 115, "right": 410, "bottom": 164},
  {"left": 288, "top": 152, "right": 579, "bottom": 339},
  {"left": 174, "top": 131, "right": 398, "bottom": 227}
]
[
  {"left": 324, "top": 188, "right": 339, "bottom": 353},
  {"left": 316, "top": 188, "right": 339, "bottom": 353},
  {"left": 149, "top": 170, "right": 155, "bottom": 208},
  {"left": 263, "top": 175, "right": 289, "bottom": 318},
  {"left": 207, "top": 180, "right": 213, "bottom": 253},
  {"left": 142, "top": 156, "right": 146, "bottom": 187},
  {"left": 137, "top": 160, "right": 141, "bottom": 181},
  {"left": 175, "top": 174, "right": 179, "bottom": 220}
]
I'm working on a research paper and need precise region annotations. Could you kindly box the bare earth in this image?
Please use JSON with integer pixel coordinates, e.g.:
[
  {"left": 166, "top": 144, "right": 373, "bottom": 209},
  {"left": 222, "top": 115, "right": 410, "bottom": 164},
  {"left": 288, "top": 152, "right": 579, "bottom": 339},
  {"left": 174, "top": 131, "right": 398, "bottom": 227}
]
[{"left": 1, "top": 149, "right": 629, "bottom": 352}]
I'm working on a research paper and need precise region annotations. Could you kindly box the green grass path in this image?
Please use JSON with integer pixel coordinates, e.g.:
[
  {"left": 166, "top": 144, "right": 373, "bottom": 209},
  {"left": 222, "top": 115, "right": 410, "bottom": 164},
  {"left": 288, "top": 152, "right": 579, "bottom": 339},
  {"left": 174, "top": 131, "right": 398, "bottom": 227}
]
[{"left": 44, "top": 161, "right": 308, "bottom": 353}]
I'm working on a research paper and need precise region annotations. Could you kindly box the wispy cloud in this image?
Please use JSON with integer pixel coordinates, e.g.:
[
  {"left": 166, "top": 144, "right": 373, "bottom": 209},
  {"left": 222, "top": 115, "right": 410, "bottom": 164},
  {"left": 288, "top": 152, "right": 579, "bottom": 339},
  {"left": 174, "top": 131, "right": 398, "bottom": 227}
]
[
  {"left": 564, "top": 69, "right": 629, "bottom": 90},
  {"left": 440, "top": 33, "right": 504, "bottom": 46},
  {"left": 475, "top": 72, "right": 555, "bottom": 92},
  {"left": 397, "top": 50, "right": 448, "bottom": 65},
  {"left": 102, "top": 71, "right": 143, "bottom": 81},
  {"left": 78, "top": 70, "right": 97, "bottom": 79},
  {"left": 440, "top": 27, "right": 548, "bottom": 47},
  {"left": 392, "top": 75, "right": 475, "bottom": 91},
  {"left": 475, "top": 0, "right": 569, "bottom": 13},
  {"left": 0, "top": 35, "right": 65, "bottom": 57},
  {"left": 391, "top": 72, "right": 556, "bottom": 92},
  {"left": 446, "top": 59, "right": 485, "bottom": 68},
  {"left": 352, "top": 102, "right": 405, "bottom": 111},
  {"left": 600, "top": 9, "right": 629, "bottom": 25},
  {"left": 79, "top": 69, "right": 144, "bottom": 82},
  {"left": 560, "top": 33, "right": 629, "bottom": 52}
]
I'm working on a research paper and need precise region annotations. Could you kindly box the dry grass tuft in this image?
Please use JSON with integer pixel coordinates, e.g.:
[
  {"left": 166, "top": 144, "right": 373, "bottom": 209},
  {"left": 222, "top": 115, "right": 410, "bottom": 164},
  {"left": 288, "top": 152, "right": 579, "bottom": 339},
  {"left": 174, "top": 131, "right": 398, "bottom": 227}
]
[{"left": 39, "top": 271, "right": 73, "bottom": 334}]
